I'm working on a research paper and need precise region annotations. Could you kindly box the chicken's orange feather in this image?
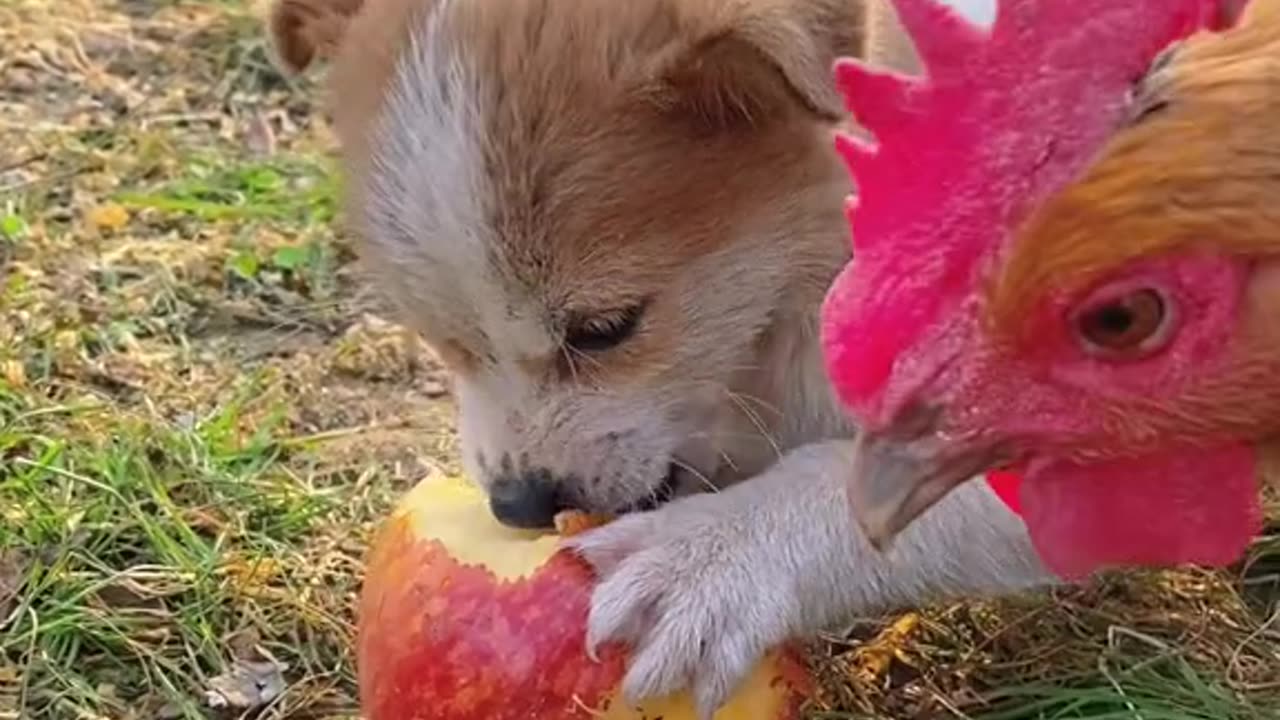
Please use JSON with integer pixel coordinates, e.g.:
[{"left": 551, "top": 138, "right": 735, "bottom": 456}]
[{"left": 991, "top": 4, "right": 1280, "bottom": 341}]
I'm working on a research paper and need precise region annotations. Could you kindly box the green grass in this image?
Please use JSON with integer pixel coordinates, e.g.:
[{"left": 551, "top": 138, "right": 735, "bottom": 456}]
[
  {"left": 976, "top": 659, "right": 1272, "bottom": 720},
  {"left": 117, "top": 157, "right": 339, "bottom": 225},
  {"left": 0, "top": 378, "right": 386, "bottom": 719},
  {"left": 810, "top": 651, "right": 1276, "bottom": 719}
]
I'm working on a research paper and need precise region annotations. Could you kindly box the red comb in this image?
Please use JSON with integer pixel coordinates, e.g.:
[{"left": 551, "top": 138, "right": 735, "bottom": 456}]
[{"left": 821, "top": 0, "right": 1223, "bottom": 423}]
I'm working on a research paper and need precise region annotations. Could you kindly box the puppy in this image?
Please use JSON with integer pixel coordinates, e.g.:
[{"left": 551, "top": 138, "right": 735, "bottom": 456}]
[{"left": 268, "top": 0, "right": 1053, "bottom": 715}]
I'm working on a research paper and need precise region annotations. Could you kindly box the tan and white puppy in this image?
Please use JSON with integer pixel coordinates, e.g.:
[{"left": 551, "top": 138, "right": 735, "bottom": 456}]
[{"left": 268, "top": 0, "right": 1050, "bottom": 715}]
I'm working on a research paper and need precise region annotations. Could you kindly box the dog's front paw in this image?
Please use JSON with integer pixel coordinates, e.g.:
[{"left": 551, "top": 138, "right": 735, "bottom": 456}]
[{"left": 565, "top": 493, "right": 796, "bottom": 719}]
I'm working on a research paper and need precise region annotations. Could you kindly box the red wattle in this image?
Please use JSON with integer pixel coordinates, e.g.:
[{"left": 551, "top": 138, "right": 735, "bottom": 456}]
[
  {"left": 1018, "top": 444, "right": 1261, "bottom": 581},
  {"left": 985, "top": 470, "right": 1024, "bottom": 516}
]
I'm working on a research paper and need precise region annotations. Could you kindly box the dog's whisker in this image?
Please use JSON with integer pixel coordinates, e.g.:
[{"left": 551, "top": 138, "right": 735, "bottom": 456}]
[
  {"left": 726, "top": 392, "right": 782, "bottom": 460},
  {"left": 725, "top": 390, "right": 782, "bottom": 416},
  {"left": 556, "top": 344, "right": 611, "bottom": 391},
  {"left": 717, "top": 449, "right": 740, "bottom": 473},
  {"left": 685, "top": 430, "right": 779, "bottom": 444},
  {"left": 566, "top": 343, "right": 605, "bottom": 372},
  {"left": 671, "top": 457, "right": 718, "bottom": 493},
  {"left": 558, "top": 345, "right": 582, "bottom": 387}
]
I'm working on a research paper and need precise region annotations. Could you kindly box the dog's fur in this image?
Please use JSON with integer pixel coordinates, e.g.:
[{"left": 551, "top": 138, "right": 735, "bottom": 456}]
[{"left": 268, "top": 0, "right": 1051, "bottom": 714}]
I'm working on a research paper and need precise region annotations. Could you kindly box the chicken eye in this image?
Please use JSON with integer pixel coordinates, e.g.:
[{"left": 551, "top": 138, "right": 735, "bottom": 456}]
[{"left": 1074, "top": 288, "right": 1171, "bottom": 355}]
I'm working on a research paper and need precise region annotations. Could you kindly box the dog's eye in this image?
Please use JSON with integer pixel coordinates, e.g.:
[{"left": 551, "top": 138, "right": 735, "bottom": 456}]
[{"left": 566, "top": 304, "right": 645, "bottom": 352}]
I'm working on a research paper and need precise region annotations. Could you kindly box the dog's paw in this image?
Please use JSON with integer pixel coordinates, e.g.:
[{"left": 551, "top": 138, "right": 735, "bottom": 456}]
[{"left": 565, "top": 493, "right": 796, "bottom": 719}]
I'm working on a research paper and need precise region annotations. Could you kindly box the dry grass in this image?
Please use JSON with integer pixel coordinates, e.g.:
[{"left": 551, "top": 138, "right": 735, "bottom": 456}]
[{"left": 0, "top": 0, "right": 1276, "bottom": 718}]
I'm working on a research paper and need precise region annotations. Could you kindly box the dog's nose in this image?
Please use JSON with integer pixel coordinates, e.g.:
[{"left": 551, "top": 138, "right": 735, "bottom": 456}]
[{"left": 488, "top": 471, "right": 564, "bottom": 529}]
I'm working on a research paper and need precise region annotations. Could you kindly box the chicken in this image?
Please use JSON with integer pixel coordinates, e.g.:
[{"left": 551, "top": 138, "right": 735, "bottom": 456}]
[{"left": 819, "top": 0, "right": 1278, "bottom": 579}]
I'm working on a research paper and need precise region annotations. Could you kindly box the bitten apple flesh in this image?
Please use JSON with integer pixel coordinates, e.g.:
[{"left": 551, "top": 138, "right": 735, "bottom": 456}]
[{"left": 357, "top": 472, "right": 812, "bottom": 720}]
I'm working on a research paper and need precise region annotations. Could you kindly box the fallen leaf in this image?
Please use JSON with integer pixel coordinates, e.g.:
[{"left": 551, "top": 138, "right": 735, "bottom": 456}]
[
  {"left": 182, "top": 506, "right": 227, "bottom": 533},
  {"left": 53, "top": 330, "right": 79, "bottom": 352},
  {"left": 243, "top": 110, "right": 276, "bottom": 157},
  {"left": 217, "top": 554, "right": 283, "bottom": 591},
  {"left": 126, "top": 693, "right": 185, "bottom": 720},
  {"left": 225, "top": 628, "right": 262, "bottom": 661},
  {"left": 846, "top": 612, "right": 921, "bottom": 685},
  {"left": 0, "top": 549, "right": 28, "bottom": 621},
  {"left": 271, "top": 244, "right": 310, "bottom": 271},
  {"left": 1, "top": 360, "right": 25, "bottom": 389},
  {"left": 0, "top": 213, "right": 27, "bottom": 241},
  {"left": 420, "top": 374, "right": 450, "bottom": 398},
  {"left": 86, "top": 203, "right": 130, "bottom": 232},
  {"left": 203, "top": 658, "right": 287, "bottom": 710}
]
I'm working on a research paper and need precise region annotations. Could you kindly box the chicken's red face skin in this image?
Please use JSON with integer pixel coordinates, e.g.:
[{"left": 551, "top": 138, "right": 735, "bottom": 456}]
[
  {"left": 926, "top": 253, "right": 1266, "bottom": 578},
  {"left": 936, "top": 254, "right": 1252, "bottom": 448},
  {"left": 821, "top": 0, "right": 1269, "bottom": 579},
  {"left": 830, "top": 244, "right": 1267, "bottom": 579}
]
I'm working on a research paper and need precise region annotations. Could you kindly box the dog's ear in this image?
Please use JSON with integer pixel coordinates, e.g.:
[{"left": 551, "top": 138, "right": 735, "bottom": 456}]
[
  {"left": 651, "top": 0, "right": 871, "bottom": 128},
  {"left": 267, "top": 0, "right": 366, "bottom": 75}
]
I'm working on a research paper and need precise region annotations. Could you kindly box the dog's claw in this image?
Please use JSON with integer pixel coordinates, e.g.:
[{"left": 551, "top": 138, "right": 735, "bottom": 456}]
[{"left": 572, "top": 494, "right": 792, "bottom": 716}]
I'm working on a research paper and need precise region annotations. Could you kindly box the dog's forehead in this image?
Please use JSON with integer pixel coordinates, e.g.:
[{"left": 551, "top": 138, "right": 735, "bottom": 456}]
[
  {"left": 360, "top": 0, "right": 691, "bottom": 297},
  {"left": 353, "top": 2, "right": 655, "bottom": 359},
  {"left": 348, "top": 0, "right": 823, "bottom": 360}
]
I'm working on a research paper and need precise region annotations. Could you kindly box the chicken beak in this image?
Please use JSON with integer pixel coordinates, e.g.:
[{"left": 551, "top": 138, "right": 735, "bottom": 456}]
[{"left": 848, "top": 429, "right": 1008, "bottom": 551}]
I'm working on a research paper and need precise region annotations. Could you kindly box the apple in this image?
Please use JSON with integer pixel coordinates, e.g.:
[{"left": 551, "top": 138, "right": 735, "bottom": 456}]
[{"left": 357, "top": 471, "right": 812, "bottom": 719}]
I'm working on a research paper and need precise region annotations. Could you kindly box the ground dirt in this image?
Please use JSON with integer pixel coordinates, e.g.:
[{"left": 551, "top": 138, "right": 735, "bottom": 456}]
[{"left": 1, "top": 1, "right": 1277, "bottom": 718}]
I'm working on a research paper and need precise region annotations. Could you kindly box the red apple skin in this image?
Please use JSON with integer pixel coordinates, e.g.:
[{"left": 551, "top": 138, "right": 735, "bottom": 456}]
[{"left": 357, "top": 474, "right": 812, "bottom": 720}]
